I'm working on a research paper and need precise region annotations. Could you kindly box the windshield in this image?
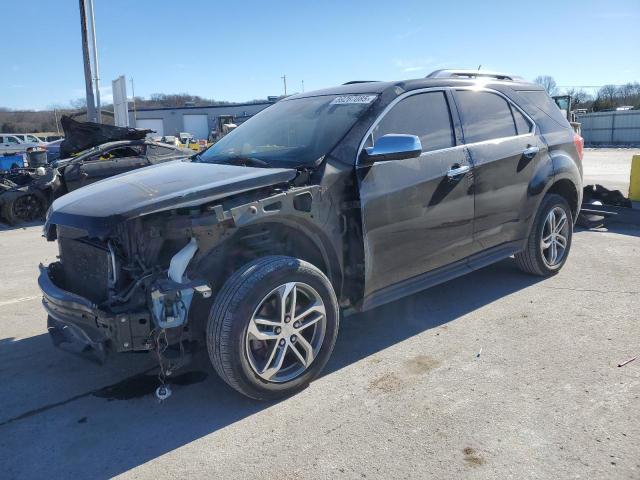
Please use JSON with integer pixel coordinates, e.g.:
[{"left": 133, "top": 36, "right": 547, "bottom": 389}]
[{"left": 198, "top": 94, "right": 376, "bottom": 167}]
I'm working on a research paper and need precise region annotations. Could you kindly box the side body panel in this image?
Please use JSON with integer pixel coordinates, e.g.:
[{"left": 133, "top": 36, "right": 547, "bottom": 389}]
[
  {"left": 358, "top": 145, "right": 474, "bottom": 295},
  {"left": 356, "top": 88, "right": 475, "bottom": 298}
]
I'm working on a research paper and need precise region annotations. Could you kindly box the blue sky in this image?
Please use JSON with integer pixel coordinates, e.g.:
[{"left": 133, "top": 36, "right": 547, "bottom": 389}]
[{"left": 2, "top": 0, "right": 639, "bottom": 110}]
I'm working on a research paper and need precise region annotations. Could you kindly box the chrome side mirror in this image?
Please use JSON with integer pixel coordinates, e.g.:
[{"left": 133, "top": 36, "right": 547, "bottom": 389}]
[{"left": 360, "top": 134, "right": 422, "bottom": 165}]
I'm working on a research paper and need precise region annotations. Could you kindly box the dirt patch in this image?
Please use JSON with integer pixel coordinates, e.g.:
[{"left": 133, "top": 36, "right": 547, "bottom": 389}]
[
  {"left": 368, "top": 373, "right": 403, "bottom": 393},
  {"left": 463, "top": 447, "right": 486, "bottom": 466},
  {"left": 405, "top": 355, "right": 440, "bottom": 374}
]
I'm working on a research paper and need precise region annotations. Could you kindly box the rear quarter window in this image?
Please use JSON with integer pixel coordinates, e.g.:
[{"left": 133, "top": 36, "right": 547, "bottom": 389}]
[{"left": 515, "top": 90, "right": 571, "bottom": 132}]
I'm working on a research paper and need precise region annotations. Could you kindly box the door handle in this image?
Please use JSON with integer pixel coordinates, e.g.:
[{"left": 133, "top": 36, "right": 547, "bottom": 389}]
[
  {"left": 523, "top": 146, "right": 540, "bottom": 159},
  {"left": 446, "top": 164, "right": 470, "bottom": 179}
]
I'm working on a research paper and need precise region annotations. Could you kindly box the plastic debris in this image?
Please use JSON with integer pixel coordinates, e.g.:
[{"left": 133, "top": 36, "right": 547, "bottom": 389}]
[
  {"left": 476, "top": 348, "right": 482, "bottom": 358},
  {"left": 617, "top": 357, "right": 637, "bottom": 368}
]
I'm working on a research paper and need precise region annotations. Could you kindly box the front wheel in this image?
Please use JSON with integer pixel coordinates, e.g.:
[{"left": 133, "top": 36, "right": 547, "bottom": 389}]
[
  {"left": 1, "top": 190, "right": 46, "bottom": 225},
  {"left": 515, "top": 194, "right": 573, "bottom": 276},
  {"left": 207, "top": 256, "right": 339, "bottom": 400}
]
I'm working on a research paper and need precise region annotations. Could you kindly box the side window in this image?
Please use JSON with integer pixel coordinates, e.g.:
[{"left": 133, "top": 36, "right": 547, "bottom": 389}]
[
  {"left": 511, "top": 105, "right": 532, "bottom": 135},
  {"left": 370, "top": 91, "right": 455, "bottom": 153},
  {"left": 26, "top": 135, "right": 40, "bottom": 142},
  {"left": 456, "top": 91, "right": 517, "bottom": 143},
  {"left": 7, "top": 136, "right": 21, "bottom": 144},
  {"left": 87, "top": 146, "right": 144, "bottom": 162},
  {"left": 147, "top": 144, "right": 179, "bottom": 157}
]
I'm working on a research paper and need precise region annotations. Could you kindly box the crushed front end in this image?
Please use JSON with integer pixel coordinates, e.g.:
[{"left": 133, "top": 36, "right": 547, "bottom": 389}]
[{"left": 40, "top": 220, "right": 211, "bottom": 369}]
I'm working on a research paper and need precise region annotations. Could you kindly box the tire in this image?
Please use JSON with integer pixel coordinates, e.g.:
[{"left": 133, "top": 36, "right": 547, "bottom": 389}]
[
  {"left": 515, "top": 194, "right": 573, "bottom": 276},
  {"left": 206, "top": 255, "right": 339, "bottom": 400},
  {"left": 1, "top": 190, "right": 46, "bottom": 225},
  {"left": 576, "top": 200, "right": 605, "bottom": 229}
]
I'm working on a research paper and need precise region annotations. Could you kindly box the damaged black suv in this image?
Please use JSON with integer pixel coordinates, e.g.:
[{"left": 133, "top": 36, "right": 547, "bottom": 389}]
[{"left": 40, "top": 70, "right": 583, "bottom": 399}]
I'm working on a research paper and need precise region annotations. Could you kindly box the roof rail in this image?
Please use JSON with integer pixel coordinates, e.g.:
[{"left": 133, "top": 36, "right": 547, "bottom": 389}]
[
  {"left": 342, "top": 80, "right": 380, "bottom": 85},
  {"left": 426, "top": 69, "right": 523, "bottom": 81}
]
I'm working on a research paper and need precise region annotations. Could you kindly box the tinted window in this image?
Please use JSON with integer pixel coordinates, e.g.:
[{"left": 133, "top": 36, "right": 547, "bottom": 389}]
[
  {"left": 147, "top": 144, "right": 179, "bottom": 157},
  {"left": 87, "top": 145, "right": 143, "bottom": 162},
  {"left": 518, "top": 90, "right": 569, "bottom": 128},
  {"left": 371, "top": 92, "right": 454, "bottom": 153},
  {"left": 456, "top": 91, "right": 517, "bottom": 143},
  {"left": 511, "top": 105, "right": 532, "bottom": 135}
]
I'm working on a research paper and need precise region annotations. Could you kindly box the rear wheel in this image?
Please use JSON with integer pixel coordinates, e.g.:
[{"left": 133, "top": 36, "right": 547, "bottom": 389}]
[
  {"left": 206, "top": 256, "right": 339, "bottom": 400},
  {"left": 515, "top": 194, "right": 573, "bottom": 276}
]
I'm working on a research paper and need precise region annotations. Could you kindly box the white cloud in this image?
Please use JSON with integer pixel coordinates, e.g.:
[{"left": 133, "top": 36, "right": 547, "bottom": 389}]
[
  {"left": 394, "top": 58, "right": 435, "bottom": 74},
  {"left": 402, "top": 66, "right": 425, "bottom": 73}
]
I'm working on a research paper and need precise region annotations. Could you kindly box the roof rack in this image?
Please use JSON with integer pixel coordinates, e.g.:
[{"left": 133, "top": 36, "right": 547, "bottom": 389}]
[
  {"left": 342, "top": 80, "right": 380, "bottom": 85},
  {"left": 426, "top": 69, "right": 523, "bottom": 81}
]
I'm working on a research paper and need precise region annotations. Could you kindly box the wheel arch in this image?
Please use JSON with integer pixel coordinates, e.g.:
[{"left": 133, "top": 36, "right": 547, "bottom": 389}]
[{"left": 195, "top": 217, "right": 344, "bottom": 301}]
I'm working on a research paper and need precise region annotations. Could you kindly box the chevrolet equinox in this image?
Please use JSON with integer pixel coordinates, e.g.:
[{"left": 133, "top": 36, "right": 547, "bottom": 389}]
[{"left": 39, "top": 70, "right": 584, "bottom": 399}]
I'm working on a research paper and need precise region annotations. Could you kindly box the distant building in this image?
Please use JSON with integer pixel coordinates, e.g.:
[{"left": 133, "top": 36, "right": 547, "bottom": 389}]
[{"left": 128, "top": 101, "right": 274, "bottom": 140}]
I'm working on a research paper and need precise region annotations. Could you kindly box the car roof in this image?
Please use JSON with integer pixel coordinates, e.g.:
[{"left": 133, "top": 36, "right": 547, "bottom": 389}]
[{"left": 285, "top": 76, "right": 544, "bottom": 101}]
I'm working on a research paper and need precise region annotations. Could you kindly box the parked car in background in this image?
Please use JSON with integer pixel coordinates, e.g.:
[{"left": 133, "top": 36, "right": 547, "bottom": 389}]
[
  {"left": 0, "top": 139, "right": 191, "bottom": 225},
  {"left": 0, "top": 135, "right": 39, "bottom": 154},
  {"left": 161, "top": 135, "right": 181, "bottom": 147},
  {"left": 8, "top": 133, "right": 48, "bottom": 145},
  {"left": 38, "top": 134, "right": 65, "bottom": 142},
  {"left": 45, "top": 139, "right": 63, "bottom": 163},
  {"left": 39, "top": 70, "right": 583, "bottom": 400}
]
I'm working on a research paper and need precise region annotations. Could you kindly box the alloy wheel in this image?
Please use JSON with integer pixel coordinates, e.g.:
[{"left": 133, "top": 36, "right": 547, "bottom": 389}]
[
  {"left": 12, "top": 194, "right": 43, "bottom": 222},
  {"left": 245, "top": 282, "right": 327, "bottom": 383},
  {"left": 540, "top": 206, "right": 569, "bottom": 267}
]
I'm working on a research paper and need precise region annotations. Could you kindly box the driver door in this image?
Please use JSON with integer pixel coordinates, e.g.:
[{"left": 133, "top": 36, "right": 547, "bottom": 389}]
[{"left": 357, "top": 90, "right": 475, "bottom": 304}]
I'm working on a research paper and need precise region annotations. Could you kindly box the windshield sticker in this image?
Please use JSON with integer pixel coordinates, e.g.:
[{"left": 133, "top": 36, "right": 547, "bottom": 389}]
[{"left": 330, "top": 95, "right": 377, "bottom": 105}]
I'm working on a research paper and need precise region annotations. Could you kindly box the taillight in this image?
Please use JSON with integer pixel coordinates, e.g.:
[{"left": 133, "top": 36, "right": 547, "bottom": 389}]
[{"left": 573, "top": 133, "right": 584, "bottom": 162}]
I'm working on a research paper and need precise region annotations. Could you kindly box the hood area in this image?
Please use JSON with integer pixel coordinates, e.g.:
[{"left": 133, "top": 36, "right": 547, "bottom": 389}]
[{"left": 45, "top": 160, "right": 296, "bottom": 238}]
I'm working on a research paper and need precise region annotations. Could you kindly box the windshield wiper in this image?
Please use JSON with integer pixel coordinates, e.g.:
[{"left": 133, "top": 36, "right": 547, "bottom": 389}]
[{"left": 219, "top": 156, "right": 270, "bottom": 168}]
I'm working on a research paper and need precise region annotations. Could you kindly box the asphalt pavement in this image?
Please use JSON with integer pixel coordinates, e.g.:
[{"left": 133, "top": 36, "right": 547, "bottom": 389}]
[{"left": 0, "top": 149, "right": 638, "bottom": 479}]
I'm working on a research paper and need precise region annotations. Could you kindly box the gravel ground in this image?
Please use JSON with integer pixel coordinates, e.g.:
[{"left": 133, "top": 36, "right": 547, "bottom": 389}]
[{"left": 0, "top": 148, "right": 638, "bottom": 479}]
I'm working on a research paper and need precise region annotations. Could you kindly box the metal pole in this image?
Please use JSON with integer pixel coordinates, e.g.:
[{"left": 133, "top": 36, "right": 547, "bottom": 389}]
[
  {"left": 87, "top": 0, "right": 101, "bottom": 123},
  {"left": 301, "top": 80, "right": 304, "bottom": 92},
  {"left": 54, "top": 109, "right": 60, "bottom": 134},
  {"left": 281, "top": 75, "right": 287, "bottom": 96},
  {"left": 130, "top": 77, "right": 137, "bottom": 127},
  {"left": 79, "top": 0, "right": 97, "bottom": 122}
]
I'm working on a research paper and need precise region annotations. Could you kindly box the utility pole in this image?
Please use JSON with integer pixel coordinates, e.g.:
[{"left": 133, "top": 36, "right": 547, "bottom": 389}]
[
  {"left": 53, "top": 109, "right": 60, "bottom": 134},
  {"left": 281, "top": 75, "right": 287, "bottom": 96},
  {"left": 130, "top": 77, "right": 137, "bottom": 127},
  {"left": 79, "top": 0, "right": 97, "bottom": 122},
  {"left": 87, "top": 0, "right": 101, "bottom": 123}
]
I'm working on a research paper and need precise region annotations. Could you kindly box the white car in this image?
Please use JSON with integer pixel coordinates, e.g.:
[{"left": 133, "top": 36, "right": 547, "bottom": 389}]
[
  {"left": 0, "top": 134, "right": 44, "bottom": 154},
  {"left": 8, "top": 133, "right": 47, "bottom": 144}
]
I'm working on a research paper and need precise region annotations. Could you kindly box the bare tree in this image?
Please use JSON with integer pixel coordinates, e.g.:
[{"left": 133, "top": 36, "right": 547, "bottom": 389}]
[
  {"left": 564, "top": 88, "right": 592, "bottom": 107},
  {"left": 533, "top": 75, "right": 559, "bottom": 96}
]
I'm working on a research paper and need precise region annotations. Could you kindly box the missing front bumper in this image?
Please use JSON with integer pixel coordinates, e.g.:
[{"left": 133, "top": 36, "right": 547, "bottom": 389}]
[{"left": 39, "top": 264, "right": 152, "bottom": 360}]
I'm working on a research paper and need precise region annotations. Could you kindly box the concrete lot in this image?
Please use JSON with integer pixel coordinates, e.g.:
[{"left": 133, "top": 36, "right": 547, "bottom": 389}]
[
  {"left": 582, "top": 148, "right": 637, "bottom": 193},
  {"left": 0, "top": 149, "right": 639, "bottom": 480}
]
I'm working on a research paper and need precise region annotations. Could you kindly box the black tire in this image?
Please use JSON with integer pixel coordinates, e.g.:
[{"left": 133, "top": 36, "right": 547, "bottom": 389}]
[
  {"left": 206, "top": 256, "right": 339, "bottom": 400},
  {"left": 515, "top": 194, "right": 573, "bottom": 276},
  {"left": 1, "top": 190, "right": 46, "bottom": 225},
  {"left": 576, "top": 200, "right": 605, "bottom": 229}
]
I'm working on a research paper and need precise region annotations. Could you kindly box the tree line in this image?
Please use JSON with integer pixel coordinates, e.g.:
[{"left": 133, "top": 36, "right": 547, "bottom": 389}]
[
  {"left": 0, "top": 93, "right": 269, "bottom": 134},
  {"left": 534, "top": 75, "right": 640, "bottom": 111}
]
